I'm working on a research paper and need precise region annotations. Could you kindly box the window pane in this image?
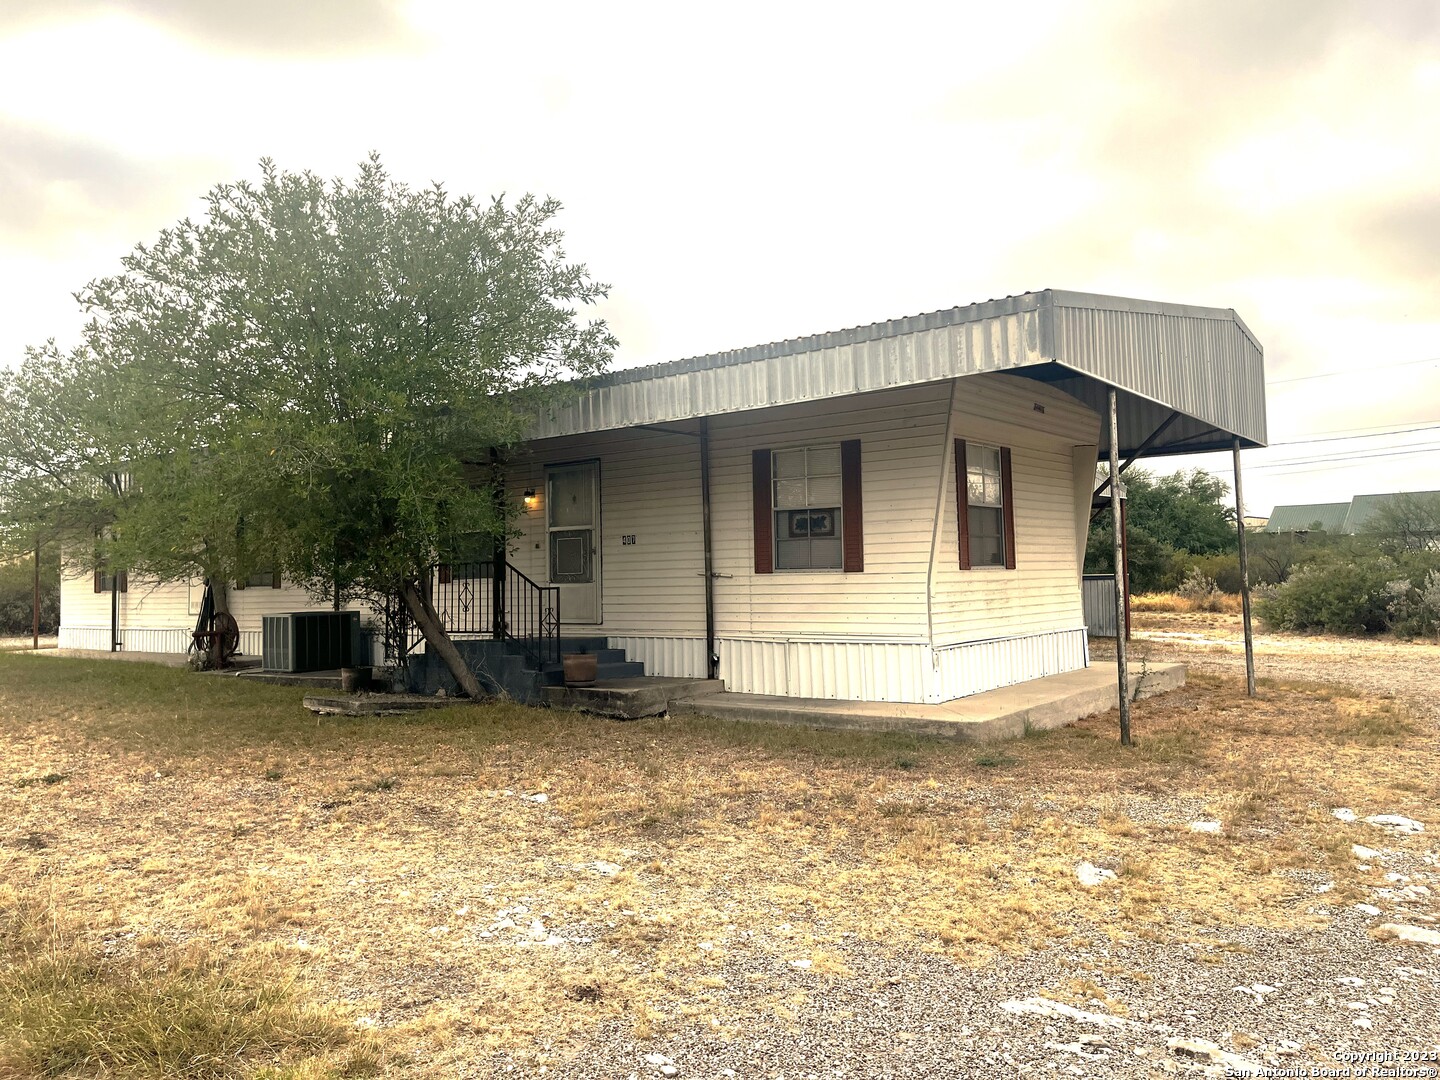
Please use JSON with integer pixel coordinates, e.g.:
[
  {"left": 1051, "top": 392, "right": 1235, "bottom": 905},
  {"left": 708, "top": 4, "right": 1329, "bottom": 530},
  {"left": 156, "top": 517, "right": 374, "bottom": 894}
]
[
  {"left": 808, "top": 445, "right": 842, "bottom": 475},
  {"left": 984, "top": 475, "right": 1001, "bottom": 505},
  {"left": 967, "top": 471, "right": 987, "bottom": 504},
  {"left": 773, "top": 449, "right": 807, "bottom": 479},
  {"left": 809, "top": 537, "right": 843, "bottom": 568},
  {"left": 775, "top": 478, "right": 808, "bottom": 509},
  {"left": 776, "top": 537, "right": 811, "bottom": 569},
  {"left": 966, "top": 444, "right": 999, "bottom": 473},
  {"left": 549, "top": 467, "right": 594, "bottom": 527},
  {"left": 972, "top": 534, "right": 1004, "bottom": 566},
  {"left": 807, "top": 475, "right": 842, "bottom": 507}
]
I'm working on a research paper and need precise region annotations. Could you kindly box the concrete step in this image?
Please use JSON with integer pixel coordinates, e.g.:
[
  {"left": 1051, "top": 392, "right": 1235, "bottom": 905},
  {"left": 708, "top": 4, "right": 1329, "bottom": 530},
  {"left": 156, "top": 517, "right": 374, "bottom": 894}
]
[{"left": 543, "top": 677, "right": 725, "bottom": 720}]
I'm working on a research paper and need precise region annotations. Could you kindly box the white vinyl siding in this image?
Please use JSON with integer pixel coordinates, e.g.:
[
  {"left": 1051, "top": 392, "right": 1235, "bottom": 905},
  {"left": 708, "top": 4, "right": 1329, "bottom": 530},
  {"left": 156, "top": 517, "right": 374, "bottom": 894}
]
[{"left": 930, "top": 376, "right": 1102, "bottom": 647}]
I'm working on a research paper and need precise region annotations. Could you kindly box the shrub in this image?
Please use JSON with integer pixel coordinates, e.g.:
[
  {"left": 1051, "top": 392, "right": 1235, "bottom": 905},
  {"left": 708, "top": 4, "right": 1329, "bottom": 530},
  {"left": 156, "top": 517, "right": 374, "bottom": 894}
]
[
  {"left": 1255, "top": 558, "right": 1399, "bottom": 633},
  {"left": 1385, "top": 568, "right": 1440, "bottom": 638}
]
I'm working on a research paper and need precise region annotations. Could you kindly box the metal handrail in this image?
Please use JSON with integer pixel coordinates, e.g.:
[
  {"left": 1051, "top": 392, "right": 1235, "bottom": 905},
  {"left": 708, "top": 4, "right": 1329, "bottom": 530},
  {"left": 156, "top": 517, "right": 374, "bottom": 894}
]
[{"left": 384, "top": 561, "right": 560, "bottom": 672}]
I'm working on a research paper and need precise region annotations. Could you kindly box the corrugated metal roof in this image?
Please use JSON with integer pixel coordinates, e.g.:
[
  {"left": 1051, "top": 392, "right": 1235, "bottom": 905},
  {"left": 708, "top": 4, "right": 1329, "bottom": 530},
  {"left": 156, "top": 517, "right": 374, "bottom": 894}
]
[
  {"left": 1343, "top": 490, "right": 1440, "bottom": 534},
  {"left": 528, "top": 289, "right": 1266, "bottom": 457},
  {"left": 1265, "top": 502, "right": 1351, "bottom": 533}
]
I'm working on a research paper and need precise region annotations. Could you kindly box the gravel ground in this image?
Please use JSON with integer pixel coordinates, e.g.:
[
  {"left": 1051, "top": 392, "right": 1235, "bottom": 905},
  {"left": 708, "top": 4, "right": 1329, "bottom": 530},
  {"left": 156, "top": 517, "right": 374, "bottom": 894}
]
[
  {"left": 466, "top": 618, "right": 1440, "bottom": 1080},
  {"left": 1116, "top": 611, "right": 1440, "bottom": 722},
  {"left": 481, "top": 898, "right": 1440, "bottom": 1078}
]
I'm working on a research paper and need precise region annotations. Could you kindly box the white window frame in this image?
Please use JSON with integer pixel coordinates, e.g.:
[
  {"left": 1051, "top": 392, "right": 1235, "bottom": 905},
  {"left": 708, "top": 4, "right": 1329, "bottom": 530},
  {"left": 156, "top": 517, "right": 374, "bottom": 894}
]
[
  {"left": 772, "top": 444, "right": 844, "bottom": 572},
  {"left": 965, "top": 442, "right": 1007, "bottom": 569}
]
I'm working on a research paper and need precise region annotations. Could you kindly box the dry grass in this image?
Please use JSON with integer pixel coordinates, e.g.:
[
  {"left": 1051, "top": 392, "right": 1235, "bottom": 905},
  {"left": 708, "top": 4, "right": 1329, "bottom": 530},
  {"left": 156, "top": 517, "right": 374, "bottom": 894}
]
[
  {"left": 1, "top": 653, "right": 1436, "bottom": 1074},
  {"left": 1131, "top": 591, "right": 1245, "bottom": 614}
]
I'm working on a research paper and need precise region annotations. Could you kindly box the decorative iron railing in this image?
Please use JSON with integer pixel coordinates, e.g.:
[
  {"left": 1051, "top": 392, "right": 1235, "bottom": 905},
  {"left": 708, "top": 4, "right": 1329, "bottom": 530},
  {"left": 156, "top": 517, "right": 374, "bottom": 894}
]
[{"left": 383, "top": 562, "right": 560, "bottom": 671}]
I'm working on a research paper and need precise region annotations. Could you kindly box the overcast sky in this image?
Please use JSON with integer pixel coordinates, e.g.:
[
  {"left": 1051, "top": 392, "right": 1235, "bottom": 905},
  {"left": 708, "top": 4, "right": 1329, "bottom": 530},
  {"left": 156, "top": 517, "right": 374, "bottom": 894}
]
[{"left": 2, "top": 0, "right": 1437, "bottom": 516}]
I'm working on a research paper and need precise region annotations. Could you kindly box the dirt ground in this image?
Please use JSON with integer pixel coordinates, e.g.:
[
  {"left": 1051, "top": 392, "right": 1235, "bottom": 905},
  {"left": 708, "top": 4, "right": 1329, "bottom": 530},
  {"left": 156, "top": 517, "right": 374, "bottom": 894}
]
[
  {"left": 1113, "top": 611, "right": 1440, "bottom": 721},
  {"left": 1, "top": 634, "right": 1437, "bottom": 1079}
]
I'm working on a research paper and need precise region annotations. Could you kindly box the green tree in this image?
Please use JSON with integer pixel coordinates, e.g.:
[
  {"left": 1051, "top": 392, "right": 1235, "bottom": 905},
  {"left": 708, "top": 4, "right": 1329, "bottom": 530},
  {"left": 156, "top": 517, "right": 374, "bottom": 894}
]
[
  {"left": 0, "top": 155, "right": 615, "bottom": 694},
  {"left": 1085, "top": 468, "right": 1236, "bottom": 592},
  {"left": 1364, "top": 492, "right": 1440, "bottom": 553}
]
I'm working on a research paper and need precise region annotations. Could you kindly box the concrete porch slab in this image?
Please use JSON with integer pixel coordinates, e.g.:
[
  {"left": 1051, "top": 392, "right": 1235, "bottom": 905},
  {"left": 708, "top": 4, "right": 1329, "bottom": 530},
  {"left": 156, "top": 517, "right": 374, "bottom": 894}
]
[
  {"left": 544, "top": 677, "right": 725, "bottom": 719},
  {"left": 670, "top": 663, "right": 1185, "bottom": 742}
]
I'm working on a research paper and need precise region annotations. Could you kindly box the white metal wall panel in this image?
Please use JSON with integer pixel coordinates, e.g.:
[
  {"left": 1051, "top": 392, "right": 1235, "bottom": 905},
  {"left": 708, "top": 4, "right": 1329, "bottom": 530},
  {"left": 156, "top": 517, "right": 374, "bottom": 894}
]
[
  {"left": 933, "top": 629, "right": 1089, "bottom": 701},
  {"left": 717, "top": 637, "right": 792, "bottom": 697},
  {"left": 58, "top": 626, "right": 110, "bottom": 651},
  {"left": 717, "top": 629, "right": 1087, "bottom": 704},
  {"left": 606, "top": 635, "right": 707, "bottom": 679},
  {"left": 528, "top": 290, "right": 1263, "bottom": 453},
  {"left": 531, "top": 304, "right": 1046, "bottom": 440}
]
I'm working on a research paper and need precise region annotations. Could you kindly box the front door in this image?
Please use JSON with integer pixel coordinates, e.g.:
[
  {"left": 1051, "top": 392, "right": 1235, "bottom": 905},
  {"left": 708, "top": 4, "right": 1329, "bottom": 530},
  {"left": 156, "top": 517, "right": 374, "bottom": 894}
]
[{"left": 547, "top": 461, "right": 600, "bottom": 624}]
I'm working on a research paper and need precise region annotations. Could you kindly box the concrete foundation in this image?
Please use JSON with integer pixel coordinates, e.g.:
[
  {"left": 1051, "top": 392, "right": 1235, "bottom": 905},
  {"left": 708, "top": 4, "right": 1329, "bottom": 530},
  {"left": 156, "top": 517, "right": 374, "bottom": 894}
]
[{"left": 671, "top": 662, "right": 1185, "bottom": 742}]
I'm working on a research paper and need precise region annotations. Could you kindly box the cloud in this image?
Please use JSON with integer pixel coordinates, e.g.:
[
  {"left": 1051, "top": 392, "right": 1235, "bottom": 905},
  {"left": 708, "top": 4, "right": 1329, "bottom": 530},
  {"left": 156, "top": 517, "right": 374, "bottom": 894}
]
[
  {"left": 0, "top": 0, "right": 416, "bottom": 55},
  {"left": 0, "top": 118, "right": 223, "bottom": 253}
]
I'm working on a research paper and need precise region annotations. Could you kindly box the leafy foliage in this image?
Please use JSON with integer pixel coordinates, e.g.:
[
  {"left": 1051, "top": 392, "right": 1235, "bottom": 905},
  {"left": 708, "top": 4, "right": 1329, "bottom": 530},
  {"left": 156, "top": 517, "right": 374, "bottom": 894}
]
[
  {"left": 0, "top": 156, "right": 615, "bottom": 677},
  {"left": 0, "top": 548, "right": 57, "bottom": 636},
  {"left": 1256, "top": 549, "right": 1440, "bottom": 635},
  {"left": 1085, "top": 468, "right": 1235, "bottom": 592}
]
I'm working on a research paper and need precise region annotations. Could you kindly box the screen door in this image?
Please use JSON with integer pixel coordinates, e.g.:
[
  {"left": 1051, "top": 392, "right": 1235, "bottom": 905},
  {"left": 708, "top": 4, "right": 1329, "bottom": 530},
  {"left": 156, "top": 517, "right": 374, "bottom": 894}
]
[{"left": 547, "top": 461, "right": 600, "bottom": 624}]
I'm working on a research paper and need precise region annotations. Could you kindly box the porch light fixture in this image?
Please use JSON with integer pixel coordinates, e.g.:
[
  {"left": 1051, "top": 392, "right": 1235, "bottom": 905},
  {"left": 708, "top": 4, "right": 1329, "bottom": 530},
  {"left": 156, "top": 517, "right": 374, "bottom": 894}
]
[{"left": 523, "top": 488, "right": 537, "bottom": 510}]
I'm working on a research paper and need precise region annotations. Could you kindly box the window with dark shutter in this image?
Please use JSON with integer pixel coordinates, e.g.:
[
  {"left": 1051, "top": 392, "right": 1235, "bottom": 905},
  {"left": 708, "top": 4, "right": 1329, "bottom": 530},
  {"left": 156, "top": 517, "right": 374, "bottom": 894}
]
[
  {"left": 755, "top": 441, "right": 864, "bottom": 572},
  {"left": 957, "top": 439, "right": 1016, "bottom": 570}
]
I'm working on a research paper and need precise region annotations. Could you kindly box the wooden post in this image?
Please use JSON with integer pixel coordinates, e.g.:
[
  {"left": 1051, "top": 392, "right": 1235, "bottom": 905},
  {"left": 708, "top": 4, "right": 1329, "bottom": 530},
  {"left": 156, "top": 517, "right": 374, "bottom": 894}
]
[
  {"left": 1233, "top": 438, "right": 1256, "bottom": 696},
  {"left": 1109, "top": 389, "right": 1131, "bottom": 745}
]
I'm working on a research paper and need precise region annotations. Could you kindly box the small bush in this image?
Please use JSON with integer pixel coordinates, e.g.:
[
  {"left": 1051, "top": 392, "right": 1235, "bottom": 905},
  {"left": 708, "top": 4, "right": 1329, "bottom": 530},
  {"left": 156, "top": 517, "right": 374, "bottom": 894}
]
[{"left": 1256, "top": 553, "right": 1414, "bottom": 634}]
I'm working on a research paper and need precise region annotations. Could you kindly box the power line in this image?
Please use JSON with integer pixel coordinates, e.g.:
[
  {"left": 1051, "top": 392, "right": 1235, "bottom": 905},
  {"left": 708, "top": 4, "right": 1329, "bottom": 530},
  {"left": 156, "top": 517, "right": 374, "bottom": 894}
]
[
  {"left": 1246, "top": 443, "right": 1440, "bottom": 471},
  {"left": 1267, "top": 355, "right": 1440, "bottom": 386},
  {"left": 1266, "top": 422, "right": 1440, "bottom": 448}
]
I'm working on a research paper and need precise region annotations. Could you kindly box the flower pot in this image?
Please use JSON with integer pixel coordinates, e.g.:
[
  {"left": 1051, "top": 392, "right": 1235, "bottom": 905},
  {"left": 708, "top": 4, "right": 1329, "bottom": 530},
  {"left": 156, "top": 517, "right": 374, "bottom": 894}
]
[
  {"left": 340, "top": 666, "right": 372, "bottom": 693},
  {"left": 562, "top": 653, "right": 598, "bottom": 687}
]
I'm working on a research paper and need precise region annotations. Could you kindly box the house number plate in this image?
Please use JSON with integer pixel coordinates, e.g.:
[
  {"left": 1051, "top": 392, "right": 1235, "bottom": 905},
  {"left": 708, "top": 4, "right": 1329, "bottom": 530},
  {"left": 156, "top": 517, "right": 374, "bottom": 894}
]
[{"left": 621, "top": 534, "right": 637, "bottom": 545}]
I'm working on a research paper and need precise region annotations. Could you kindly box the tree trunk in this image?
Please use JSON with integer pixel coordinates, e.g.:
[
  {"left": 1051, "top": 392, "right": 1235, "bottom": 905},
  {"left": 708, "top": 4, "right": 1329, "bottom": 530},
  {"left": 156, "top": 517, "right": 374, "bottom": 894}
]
[
  {"left": 401, "top": 580, "right": 485, "bottom": 699},
  {"left": 207, "top": 577, "right": 231, "bottom": 669}
]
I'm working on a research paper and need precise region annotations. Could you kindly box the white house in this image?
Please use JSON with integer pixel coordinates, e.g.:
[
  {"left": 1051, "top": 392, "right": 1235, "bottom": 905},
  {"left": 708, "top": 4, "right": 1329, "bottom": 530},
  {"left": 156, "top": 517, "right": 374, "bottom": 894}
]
[{"left": 59, "top": 289, "right": 1267, "bottom": 705}]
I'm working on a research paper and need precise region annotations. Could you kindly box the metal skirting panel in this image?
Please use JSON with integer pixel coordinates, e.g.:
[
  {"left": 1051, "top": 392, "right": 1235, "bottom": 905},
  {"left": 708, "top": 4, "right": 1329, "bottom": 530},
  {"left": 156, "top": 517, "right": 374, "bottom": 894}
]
[
  {"left": 58, "top": 626, "right": 112, "bottom": 651},
  {"left": 1082, "top": 576, "right": 1119, "bottom": 638},
  {"left": 58, "top": 625, "right": 191, "bottom": 654},
  {"left": 933, "top": 628, "right": 1089, "bottom": 701},
  {"left": 605, "top": 636, "right": 706, "bottom": 679},
  {"left": 717, "top": 638, "right": 933, "bottom": 703}
]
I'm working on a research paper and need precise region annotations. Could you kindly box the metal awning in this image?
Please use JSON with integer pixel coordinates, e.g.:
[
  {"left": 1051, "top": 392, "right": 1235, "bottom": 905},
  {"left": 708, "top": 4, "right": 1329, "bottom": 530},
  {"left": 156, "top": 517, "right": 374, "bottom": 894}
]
[{"left": 529, "top": 289, "right": 1266, "bottom": 456}]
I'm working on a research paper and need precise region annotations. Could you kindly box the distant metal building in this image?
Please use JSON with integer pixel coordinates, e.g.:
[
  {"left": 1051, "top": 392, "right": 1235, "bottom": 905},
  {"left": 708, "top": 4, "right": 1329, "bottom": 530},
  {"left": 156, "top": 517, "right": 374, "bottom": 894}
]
[{"left": 1266, "top": 491, "right": 1440, "bottom": 535}]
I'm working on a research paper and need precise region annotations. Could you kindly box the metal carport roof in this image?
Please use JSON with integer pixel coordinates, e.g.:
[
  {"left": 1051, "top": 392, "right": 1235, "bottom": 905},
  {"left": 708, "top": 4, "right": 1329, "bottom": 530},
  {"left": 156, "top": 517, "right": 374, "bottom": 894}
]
[{"left": 528, "top": 289, "right": 1266, "bottom": 457}]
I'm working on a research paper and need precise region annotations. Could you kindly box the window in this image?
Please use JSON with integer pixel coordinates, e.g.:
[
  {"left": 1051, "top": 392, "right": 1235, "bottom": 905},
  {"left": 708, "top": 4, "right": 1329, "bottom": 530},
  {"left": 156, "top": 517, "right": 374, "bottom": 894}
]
[
  {"left": 753, "top": 440, "right": 864, "bottom": 574},
  {"left": 93, "top": 569, "right": 128, "bottom": 593},
  {"left": 439, "top": 532, "right": 499, "bottom": 582},
  {"left": 955, "top": 439, "right": 1016, "bottom": 570},
  {"left": 235, "top": 568, "right": 280, "bottom": 590},
  {"left": 773, "top": 445, "right": 844, "bottom": 570}
]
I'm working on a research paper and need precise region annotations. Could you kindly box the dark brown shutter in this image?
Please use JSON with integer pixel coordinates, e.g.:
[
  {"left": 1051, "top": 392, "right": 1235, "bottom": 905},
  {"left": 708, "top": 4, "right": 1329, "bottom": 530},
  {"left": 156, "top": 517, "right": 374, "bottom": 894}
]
[
  {"left": 840, "top": 439, "right": 863, "bottom": 573},
  {"left": 1000, "top": 447, "right": 1016, "bottom": 570},
  {"left": 752, "top": 449, "right": 773, "bottom": 574},
  {"left": 438, "top": 563, "right": 453, "bottom": 585},
  {"left": 117, "top": 571, "right": 128, "bottom": 594},
  {"left": 94, "top": 570, "right": 103, "bottom": 593},
  {"left": 271, "top": 571, "right": 282, "bottom": 589},
  {"left": 954, "top": 439, "right": 971, "bottom": 570}
]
